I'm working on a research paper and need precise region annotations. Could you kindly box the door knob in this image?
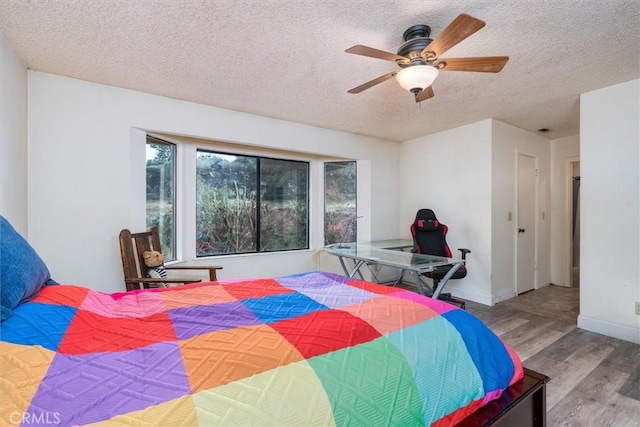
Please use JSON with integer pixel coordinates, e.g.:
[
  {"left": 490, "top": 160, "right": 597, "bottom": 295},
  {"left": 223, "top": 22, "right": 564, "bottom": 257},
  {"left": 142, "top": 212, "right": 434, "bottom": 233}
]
[{"left": 518, "top": 228, "right": 525, "bottom": 233}]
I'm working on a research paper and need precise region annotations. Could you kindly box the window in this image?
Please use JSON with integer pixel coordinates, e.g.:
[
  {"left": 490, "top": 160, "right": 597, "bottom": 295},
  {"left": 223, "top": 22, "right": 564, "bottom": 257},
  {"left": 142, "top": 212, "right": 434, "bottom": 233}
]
[
  {"left": 196, "top": 150, "right": 309, "bottom": 256},
  {"left": 145, "top": 137, "right": 176, "bottom": 260},
  {"left": 324, "top": 161, "right": 357, "bottom": 245}
]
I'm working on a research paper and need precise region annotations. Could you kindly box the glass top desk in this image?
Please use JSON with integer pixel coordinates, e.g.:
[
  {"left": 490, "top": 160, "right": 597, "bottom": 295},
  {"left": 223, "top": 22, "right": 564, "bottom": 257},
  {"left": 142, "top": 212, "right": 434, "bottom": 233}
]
[
  {"left": 367, "top": 239, "right": 414, "bottom": 250},
  {"left": 322, "top": 243, "right": 464, "bottom": 299}
]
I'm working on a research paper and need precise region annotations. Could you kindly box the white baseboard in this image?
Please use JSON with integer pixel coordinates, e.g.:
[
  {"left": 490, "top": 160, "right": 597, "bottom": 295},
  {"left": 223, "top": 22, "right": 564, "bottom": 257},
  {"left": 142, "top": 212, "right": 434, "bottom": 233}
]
[
  {"left": 449, "top": 288, "right": 493, "bottom": 306},
  {"left": 577, "top": 315, "right": 640, "bottom": 344}
]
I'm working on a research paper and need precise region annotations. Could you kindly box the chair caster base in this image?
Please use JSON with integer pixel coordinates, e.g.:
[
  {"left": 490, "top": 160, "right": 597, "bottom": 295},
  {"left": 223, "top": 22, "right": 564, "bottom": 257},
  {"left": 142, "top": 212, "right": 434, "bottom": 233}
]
[{"left": 438, "top": 293, "right": 466, "bottom": 310}]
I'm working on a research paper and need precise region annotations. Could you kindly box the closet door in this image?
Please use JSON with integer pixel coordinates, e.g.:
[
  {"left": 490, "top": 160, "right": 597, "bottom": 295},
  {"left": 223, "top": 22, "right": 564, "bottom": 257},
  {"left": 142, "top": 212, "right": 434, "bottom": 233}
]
[{"left": 516, "top": 153, "right": 537, "bottom": 294}]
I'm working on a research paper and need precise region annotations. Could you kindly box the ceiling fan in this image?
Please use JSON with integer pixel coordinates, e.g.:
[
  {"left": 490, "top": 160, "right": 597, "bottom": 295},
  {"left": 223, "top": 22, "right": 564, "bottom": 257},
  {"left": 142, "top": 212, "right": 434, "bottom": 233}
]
[{"left": 346, "top": 14, "right": 509, "bottom": 102}]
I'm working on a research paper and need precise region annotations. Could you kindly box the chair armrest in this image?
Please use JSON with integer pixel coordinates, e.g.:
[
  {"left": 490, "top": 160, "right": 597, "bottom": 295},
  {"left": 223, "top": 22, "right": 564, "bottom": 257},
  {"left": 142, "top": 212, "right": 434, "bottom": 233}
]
[
  {"left": 124, "top": 277, "right": 202, "bottom": 292},
  {"left": 165, "top": 265, "right": 223, "bottom": 281},
  {"left": 125, "top": 277, "right": 202, "bottom": 284},
  {"left": 457, "top": 248, "right": 471, "bottom": 259}
]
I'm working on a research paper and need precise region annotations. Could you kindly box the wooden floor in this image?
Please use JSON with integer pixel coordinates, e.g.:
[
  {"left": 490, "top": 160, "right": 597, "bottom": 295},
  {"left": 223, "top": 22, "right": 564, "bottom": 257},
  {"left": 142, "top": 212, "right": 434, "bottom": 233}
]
[{"left": 462, "top": 285, "right": 640, "bottom": 426}]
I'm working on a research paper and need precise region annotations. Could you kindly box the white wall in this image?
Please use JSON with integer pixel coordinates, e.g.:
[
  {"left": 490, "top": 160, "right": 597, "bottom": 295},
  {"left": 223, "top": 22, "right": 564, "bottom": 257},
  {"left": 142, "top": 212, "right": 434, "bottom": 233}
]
[
  {"left": 579, "top": 79, "right": 640, "bottom": 344},
  {"left": 398, "top": 120, "right": 494, "bottom": 304},
  {"left": 0, "top": 35, "right": 28, "bottom": 234},
  {"left": 492, "top": 120, "right": 551, "bottom": 302},
  {"left": 27, "top": 72, "right": 399, "bottom": 294},
  {"left": 397, "top": 119, "right": 551, "bottom": 305},
  {"left": 549, "top": 136, "right": 580, "bottom": 286}
]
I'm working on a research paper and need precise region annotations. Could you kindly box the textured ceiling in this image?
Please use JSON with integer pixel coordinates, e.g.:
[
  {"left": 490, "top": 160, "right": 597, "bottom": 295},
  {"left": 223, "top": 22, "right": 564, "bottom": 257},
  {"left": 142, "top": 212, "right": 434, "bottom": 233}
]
[{"left": 1, "top": 0, "right": 639, "bottom": 142}]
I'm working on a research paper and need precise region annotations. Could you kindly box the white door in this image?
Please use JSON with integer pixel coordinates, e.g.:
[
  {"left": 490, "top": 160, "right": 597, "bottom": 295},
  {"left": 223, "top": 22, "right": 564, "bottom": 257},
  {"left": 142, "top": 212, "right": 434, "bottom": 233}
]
[{"left": 516, "top": 154, "right": 536, "bottom": 294}]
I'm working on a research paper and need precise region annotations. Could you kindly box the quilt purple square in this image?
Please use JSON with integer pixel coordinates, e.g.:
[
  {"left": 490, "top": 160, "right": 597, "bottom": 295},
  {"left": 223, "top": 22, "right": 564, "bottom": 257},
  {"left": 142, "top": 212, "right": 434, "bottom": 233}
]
[
  {"left": 27, "top": 341, "right": 191, "bottom": 426},
  {"left": 168, "top": 300, "right": 262, "bottom": 340},
  {"left": 277, "top": 271, "right": 377, "bottom": 308},
  {"left": 295, "top": 282, "right": 378, "bottom": 308},
  {"left": 276, "top": 271, "right": 351, "bottom": 290}
]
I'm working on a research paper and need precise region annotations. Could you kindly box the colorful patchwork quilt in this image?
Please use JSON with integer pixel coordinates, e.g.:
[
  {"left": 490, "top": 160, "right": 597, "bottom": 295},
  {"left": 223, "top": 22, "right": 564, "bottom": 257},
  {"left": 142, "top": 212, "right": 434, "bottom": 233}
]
[{"left": 1, "top": 271, "right": 523, "bottom": 426}]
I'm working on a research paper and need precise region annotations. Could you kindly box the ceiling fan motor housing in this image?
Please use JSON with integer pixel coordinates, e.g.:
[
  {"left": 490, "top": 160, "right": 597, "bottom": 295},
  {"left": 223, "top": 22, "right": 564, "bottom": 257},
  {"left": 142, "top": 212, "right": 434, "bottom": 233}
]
[{"left": 397, "top": 24, "right": 433, "bottom": 66}]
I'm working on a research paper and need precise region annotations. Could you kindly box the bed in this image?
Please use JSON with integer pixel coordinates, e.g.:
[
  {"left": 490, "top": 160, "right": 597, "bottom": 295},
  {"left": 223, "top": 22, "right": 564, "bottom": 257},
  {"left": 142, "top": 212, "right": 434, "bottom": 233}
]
[
  {"left": 0, "top": 216, "right": 548, "bottom": 426},
  {"left": 0, "top": 270, "right": 549, "bottom": 426}
]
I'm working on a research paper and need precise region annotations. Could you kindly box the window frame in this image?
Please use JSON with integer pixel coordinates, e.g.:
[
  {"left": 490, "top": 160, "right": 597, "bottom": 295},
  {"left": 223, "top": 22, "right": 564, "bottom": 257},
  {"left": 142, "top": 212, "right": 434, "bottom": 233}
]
[
  {"left": 145, "top": 136, "right": 177, "bottom": 261},
  {"left": 195, "top": 148, "right": 310, "bottom": 257}
]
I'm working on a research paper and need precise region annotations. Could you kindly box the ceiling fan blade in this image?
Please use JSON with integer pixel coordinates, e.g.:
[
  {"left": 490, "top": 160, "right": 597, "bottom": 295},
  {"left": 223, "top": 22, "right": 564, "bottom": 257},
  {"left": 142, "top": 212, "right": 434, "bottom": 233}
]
[
  {"left": 422, "top": 14, "right": 486, "bottom": 58},
  {"left": 348, "top": 71, "right": 398, "bottom": 94},
  {"left": 346, "top": 45, "right": 409, "bottom": 63},
  {"left": 415, "top": 85, "right": 435, "bottom": 103},
  {"left": 435, "top": 56, "right": 509, "bottom": 72}
]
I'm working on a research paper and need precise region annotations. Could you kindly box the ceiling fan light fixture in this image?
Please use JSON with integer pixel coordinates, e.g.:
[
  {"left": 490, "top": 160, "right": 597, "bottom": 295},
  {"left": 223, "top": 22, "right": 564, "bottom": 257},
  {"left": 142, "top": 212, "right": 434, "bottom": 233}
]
[{"left": 395, "top": 65, "right": 439, "bottom": 93}]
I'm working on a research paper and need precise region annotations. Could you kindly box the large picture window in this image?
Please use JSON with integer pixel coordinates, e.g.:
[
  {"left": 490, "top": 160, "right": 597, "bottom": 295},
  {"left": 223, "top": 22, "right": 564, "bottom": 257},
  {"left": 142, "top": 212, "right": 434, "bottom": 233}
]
[
  {"left": 146, "top": 137, "right": 176, "bottom": 260},
  {"left": 324, "top": 161, "right": 357, "bottom": 245},
  {"left": 196, "top": 150, "right": 309, "bottom": 256}
]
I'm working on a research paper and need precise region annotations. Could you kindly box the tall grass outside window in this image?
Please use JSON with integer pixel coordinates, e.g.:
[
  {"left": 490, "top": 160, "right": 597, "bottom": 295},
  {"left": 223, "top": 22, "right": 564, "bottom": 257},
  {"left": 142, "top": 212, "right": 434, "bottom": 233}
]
[
  {"left": 196, "top": 150, "right": 309, "bottom": 256},
  {"left": 146, "top": 137, "right": 176, "bottom": 261},
  {"left": 324, "top": 162, "right": 357, "bottom": 245}
]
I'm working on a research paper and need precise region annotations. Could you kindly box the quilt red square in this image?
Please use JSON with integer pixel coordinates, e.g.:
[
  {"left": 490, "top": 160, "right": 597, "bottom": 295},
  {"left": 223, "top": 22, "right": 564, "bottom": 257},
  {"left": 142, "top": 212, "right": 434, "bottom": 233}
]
[
  {"left": 345, "top": 278, "right": 402, "bottom": 295},
  {"left": 222, "top": 278, "right": 293, "bottom": 300},
  {"left": 58, "top": 310, "right": 177, "bottom": 354},
  {"left": 271, "top": 309, "right": 382, "bottom": 359},
  {"left": 31, "top": 285, "right": 90, "bottom": 307}
]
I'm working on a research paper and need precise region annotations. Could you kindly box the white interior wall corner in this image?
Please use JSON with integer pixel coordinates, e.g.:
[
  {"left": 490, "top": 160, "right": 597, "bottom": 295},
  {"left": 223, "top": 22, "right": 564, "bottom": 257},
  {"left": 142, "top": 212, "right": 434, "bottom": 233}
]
[
  {"left": 579, "top": 79, "right": 640, "bottom": 342},
  {"left": 0, "top": 34, "right": 28, "bottom": 234},
  {"left": 356, "top": 160, "right": 372, "bottom": 243},
  {"left": 398, "top": 120, "right": 493, "bottom": 303}
]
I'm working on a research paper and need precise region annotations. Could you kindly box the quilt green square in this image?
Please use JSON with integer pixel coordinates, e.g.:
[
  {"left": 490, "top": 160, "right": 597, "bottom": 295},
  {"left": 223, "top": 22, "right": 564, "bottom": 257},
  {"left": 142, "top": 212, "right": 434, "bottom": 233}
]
[{"left": 308, "top": 336, "right": 424, "bottom": 426}]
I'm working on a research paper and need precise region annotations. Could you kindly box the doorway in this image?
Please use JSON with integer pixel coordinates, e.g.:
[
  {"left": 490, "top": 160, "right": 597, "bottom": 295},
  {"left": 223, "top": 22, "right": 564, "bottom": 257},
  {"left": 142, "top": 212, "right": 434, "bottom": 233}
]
[{"left": 516, "top": 153, "right": 537, "bottom": 294}]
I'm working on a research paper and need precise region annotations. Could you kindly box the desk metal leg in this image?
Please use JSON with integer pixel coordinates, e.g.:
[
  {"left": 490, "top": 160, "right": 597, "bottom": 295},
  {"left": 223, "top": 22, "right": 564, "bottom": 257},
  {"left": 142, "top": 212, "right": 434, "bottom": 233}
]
[
  {"left": 337, "top": 256, "right": 366, "bottom": 280},
  {"left": 391, "top": 269, "right": 406, "bottom": 286},
  {"left": 412, "top": 271, "right": 428, "bottom": 295},
  {"left": 337, "top": 256, "right": 350, "bottom": 276},
  {"left": 432, "top": 263, "right": 463, "bottom": 299},
  {"left": 350, "top": 260, "right": 367, "bottom": 280},
  {"left": 333, "top": 252, "right": 463, "bottom": 298}
]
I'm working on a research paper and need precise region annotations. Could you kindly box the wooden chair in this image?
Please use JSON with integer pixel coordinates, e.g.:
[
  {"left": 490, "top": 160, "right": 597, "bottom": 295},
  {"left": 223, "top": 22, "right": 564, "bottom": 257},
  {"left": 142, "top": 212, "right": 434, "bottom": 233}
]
[{"left": 119, "top": 227, "right": 223, "bottom": 292}]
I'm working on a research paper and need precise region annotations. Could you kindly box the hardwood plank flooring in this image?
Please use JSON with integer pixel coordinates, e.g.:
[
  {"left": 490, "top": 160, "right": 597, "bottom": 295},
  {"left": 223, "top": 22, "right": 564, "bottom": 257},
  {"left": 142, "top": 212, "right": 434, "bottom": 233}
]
[
  {"left": 398, "top": 282, "right": 640, "bottom": 425},
  {"left": 466, "top": 285, "right": 640, "bottom": 426}
]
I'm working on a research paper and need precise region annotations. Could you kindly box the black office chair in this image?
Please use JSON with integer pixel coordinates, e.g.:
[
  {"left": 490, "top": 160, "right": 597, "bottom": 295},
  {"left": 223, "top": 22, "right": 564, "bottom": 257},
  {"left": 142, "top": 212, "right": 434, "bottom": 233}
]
[{"left": 410, "top": 209, "right": 470, "bottom": 308}]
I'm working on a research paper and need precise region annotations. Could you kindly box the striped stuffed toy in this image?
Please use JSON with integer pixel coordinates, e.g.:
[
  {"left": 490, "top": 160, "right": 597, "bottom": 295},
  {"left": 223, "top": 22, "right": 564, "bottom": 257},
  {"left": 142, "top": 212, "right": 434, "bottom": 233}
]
[{"left": 142, "top": 250, "right": 168, "bottom": 287}]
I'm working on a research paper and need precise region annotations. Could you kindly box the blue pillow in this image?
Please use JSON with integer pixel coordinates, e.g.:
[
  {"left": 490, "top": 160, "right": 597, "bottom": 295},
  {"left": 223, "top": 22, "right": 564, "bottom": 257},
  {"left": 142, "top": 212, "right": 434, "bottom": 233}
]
[{"left": 0, "top": 216, "right": 56, "bottom": 321}]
